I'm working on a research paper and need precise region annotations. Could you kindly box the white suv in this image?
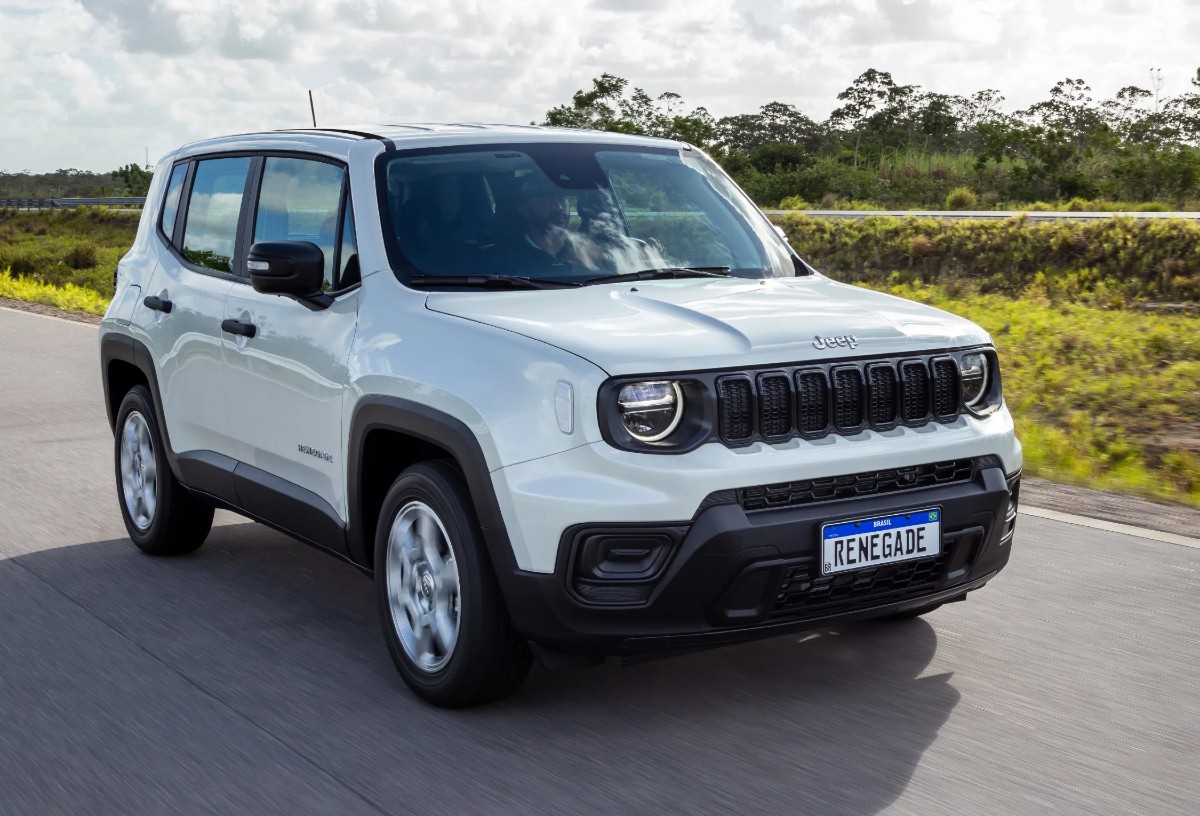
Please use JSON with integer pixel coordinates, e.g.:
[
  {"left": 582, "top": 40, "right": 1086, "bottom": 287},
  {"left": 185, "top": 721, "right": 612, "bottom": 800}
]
[{"left": 100, "top": 125, "right": 1021, "bottom": 706}]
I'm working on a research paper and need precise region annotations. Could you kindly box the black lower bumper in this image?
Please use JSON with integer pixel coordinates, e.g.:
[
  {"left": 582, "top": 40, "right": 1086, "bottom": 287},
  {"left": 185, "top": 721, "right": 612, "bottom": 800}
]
[{"left": 491, "top": 460, "right": 1019, "bottom": 656}]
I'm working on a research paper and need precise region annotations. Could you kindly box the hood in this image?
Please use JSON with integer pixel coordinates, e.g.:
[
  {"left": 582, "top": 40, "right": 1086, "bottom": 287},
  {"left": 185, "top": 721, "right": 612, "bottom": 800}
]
[{"left": 425, "top": 275, "right": 990, "bottom": 375}]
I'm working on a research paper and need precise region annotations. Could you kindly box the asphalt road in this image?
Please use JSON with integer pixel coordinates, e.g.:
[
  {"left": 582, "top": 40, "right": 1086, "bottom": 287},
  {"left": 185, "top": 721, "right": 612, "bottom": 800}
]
[{"left": 1, "top": 306, "right": 1198, "bottom": 816}]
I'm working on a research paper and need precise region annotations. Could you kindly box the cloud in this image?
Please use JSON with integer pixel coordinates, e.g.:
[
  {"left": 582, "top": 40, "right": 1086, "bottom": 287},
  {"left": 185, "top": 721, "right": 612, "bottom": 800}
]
[
  {"left": 77, "top": 0, "right": 191, "bottom": 54},
  {"left": 2, "top": 0, "right": 1198, "bottom": 172}
]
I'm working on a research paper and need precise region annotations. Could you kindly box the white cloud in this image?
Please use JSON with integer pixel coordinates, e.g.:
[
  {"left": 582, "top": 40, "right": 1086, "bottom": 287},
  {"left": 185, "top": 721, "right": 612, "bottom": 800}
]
[{"left": 0, "top": 0, "right": 1197, "bottom": 172}]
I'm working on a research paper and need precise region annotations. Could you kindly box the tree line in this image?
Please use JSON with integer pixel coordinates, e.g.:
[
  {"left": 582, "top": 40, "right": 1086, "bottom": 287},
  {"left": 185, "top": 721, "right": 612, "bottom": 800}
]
[
  {"left": 543, "top": 69, "right": 1200, "bottom": 208},
  {"left": 1, "top": 163, "right": 152, "bottom": 199}
]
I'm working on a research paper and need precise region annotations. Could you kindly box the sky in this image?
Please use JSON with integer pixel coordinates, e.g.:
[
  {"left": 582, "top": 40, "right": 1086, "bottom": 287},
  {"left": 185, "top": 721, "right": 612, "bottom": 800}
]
[{"left": 1, "top": 0, "right": 1197, "bottom": 173}]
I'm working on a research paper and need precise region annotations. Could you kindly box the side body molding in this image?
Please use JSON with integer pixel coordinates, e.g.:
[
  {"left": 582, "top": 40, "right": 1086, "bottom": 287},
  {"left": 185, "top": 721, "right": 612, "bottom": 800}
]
[{"left": 346, "top": 397, "right": 511, "bottom": 570}]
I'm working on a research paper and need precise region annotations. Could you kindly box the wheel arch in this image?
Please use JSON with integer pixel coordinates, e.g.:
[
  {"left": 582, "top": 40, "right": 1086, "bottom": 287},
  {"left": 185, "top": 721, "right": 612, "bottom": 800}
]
[
  {"left": 347, "top": 397, "right": 511, "bottom": 573},
  {"left": 100, "top": 332, "right": 182, "bottom": 480}
]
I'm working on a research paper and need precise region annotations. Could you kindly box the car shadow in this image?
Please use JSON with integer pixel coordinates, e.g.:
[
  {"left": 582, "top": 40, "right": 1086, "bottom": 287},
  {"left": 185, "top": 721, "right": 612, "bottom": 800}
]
[{"left": 3, "top": 521, "right": 960, "bottom": 816}]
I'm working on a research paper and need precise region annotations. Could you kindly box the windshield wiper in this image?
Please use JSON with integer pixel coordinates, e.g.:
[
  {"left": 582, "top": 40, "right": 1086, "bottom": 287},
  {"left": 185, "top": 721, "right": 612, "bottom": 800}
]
[
  {"left": 583, "top": 266, "right": 733, "bottom": 286},
  {"left": 409, "top": 275, "right": 582, "bottom": 290}
]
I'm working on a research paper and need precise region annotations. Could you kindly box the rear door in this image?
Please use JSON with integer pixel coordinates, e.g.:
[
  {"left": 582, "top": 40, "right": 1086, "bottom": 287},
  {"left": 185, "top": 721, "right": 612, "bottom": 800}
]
[
  {"left": 220, "top": 154, "right": 360, "bottom": 547},
  {"left": 140, "top": 156, "right": 250, "bottom": 466}
]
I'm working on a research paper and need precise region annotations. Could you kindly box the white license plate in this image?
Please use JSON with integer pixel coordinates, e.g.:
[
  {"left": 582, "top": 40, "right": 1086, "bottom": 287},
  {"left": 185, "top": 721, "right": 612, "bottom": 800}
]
[{"left": 821, "top": 508, "right": 941, "bottom": 575}]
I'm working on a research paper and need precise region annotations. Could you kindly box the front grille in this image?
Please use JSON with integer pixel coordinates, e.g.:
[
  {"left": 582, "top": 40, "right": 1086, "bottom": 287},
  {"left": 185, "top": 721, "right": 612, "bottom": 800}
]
[
  {"left": 931, "top": 357, "right": 959, "bottom": 418},
  {"left": 900, "top": 360, "right": 930, "bottom": 422},
  {"left": 795, "top": 370, "right": 829, "bottom": 434},
  {"left": 832, "top": 367, "right": 865, "bottom": 430},
  {"left": 738, "top": 458, "right": 976, "bottom": 512},
  {"left": 867, "top": 364, "right": 898, "bottom": 427},
  {"left": 757, "top": 374, "right": 792, "bottom": 438},
  {"left": 714, "top": 351, "right": 965, "bottom": 446},
  {"left": 717, "top": 376, "right": 753, "bottom": 441},
  {"left": 771, "top": 542, "right": 954, "bottom": 617}
]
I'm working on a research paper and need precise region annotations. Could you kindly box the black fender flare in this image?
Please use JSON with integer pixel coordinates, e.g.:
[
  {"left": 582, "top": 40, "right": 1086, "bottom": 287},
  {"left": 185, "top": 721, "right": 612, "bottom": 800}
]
[
  {"left": 99, "top": 331, "right": 184, "bottom": 482},
  {"left": 346, "top": 396, "right": 515, "bottom": 572}
]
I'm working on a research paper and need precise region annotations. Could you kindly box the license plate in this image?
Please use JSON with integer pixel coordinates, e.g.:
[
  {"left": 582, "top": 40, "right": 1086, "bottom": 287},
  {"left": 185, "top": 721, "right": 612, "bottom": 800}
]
[{"left": 821, "top": 508, "right": 941, "bottom": 575}]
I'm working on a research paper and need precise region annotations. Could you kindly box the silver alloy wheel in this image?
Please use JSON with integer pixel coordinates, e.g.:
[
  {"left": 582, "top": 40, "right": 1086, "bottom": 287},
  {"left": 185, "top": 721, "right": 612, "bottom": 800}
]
[
  {"left": 385, "top": 500, "right": 461, "bottom": 673},
  {"left": 119, "top": 410, "right": 158, "bottom": 531}
]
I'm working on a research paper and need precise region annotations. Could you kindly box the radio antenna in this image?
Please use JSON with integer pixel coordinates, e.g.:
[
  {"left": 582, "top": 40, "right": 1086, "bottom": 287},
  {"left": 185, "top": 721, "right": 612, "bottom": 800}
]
[{"left": 308, "top": 90, "right": 317, "bottom": 127}]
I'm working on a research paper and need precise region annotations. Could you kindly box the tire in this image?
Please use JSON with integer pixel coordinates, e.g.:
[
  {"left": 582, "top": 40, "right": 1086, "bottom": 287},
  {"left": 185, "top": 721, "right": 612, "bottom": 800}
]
[
  {"left": 114, "top": 385, "right": 213, "bottom": 555},
  {"left": 875, "top": 602, "right": 944, "bottom": 622},
  {"left": 375, "top": 461, "right": 531, "bottom": 707}
]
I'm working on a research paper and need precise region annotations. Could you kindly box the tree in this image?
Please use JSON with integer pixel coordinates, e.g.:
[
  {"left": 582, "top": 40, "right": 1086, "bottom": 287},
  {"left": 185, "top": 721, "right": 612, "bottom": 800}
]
[
  {"left": 828, "top": 69, "right": 919, "bottom": 164},
  {"left": 716, "top": 102, "right": 822, "bottom": 153},
  {"left": 543, "top": 74, "right": 716, "bottom": 149},
  {"left": 111, "top": 163, "right": 153, "bottom": 196}
]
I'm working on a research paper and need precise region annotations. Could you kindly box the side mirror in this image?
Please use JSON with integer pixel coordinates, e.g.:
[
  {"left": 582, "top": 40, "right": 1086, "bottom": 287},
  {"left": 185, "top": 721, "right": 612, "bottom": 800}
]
[{"left": 247, "top": 241, "right": 331, "bottom": 309}]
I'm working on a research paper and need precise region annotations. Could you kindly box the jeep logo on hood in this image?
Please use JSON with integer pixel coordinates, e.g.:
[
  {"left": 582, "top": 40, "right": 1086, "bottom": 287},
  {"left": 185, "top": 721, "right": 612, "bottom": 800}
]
[{"left": 813, "top": 334, "right": 859, "bottom": 350}]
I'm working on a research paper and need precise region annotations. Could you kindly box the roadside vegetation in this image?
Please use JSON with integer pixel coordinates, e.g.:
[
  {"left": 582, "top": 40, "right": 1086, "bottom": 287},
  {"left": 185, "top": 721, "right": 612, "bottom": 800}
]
[
  {"left": 868, "top": 282, "right": 1200, "bottom": 506},
  {"left": 0, "top": 207, "right": 138, "bottom": 298},
  {"left": 777, "top": 214, "right": 1200, "bottom": 305}
]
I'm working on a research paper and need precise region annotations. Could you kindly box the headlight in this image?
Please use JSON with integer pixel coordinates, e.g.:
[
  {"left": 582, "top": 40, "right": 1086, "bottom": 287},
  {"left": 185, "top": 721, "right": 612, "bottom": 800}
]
[
  {"left": 959, "top": 351, "right": 993, "bottom": 411},
  {"left": 617, "top": 381, "right": 683, "bottom": 442}
]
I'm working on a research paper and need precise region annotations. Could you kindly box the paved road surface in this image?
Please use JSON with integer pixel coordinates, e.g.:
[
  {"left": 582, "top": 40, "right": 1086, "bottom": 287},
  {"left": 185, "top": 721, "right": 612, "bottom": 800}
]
[{"left": 1, "top": 307, "right": 1197, "bottom": 815}]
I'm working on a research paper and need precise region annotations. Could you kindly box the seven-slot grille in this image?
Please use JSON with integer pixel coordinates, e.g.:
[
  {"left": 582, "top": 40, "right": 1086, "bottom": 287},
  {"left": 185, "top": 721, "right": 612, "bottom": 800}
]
[{"left": 716, "top": 354, "right": 962, "bottom": 445}]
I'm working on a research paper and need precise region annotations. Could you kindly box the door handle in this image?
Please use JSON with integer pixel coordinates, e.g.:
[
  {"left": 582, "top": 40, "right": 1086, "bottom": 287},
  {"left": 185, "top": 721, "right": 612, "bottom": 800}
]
[
  {"left": 143, "top": 295, "right": 173, "bottom": 314},
  {"left": 221, "top": 318, "right": 257, "bottom": 338}
]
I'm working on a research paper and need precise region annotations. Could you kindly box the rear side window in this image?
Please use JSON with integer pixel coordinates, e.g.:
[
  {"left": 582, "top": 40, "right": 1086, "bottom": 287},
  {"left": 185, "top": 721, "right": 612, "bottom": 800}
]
[
  {"left": 253, "top": 157, "right": 346, "bottom": 289},
  {"left": 182, "top": 157, "right": 251, "bottom": 273},
  {"left": 159, "top": 163, "right": 188, "bottom": 240}
]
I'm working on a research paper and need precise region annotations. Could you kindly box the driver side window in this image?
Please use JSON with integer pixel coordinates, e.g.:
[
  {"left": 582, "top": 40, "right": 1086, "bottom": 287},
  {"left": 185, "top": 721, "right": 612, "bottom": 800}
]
[{"left": 253, "top": 157, "right": 346, "bottom": 290}]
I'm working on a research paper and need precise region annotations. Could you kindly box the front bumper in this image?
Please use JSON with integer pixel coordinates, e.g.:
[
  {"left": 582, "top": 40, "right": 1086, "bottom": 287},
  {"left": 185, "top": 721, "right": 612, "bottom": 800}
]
[{"left": 492, "top": 459, "right": 1019, "bottom": 655}]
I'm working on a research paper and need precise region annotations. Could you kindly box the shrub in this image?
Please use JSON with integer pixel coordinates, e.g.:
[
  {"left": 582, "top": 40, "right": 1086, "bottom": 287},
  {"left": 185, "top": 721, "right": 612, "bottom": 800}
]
[
  {"left": 772, "top": 214, "right": 1200, "bottom": 303},
  {"left": 64, "top": 243, "right": 98, "bottom": 270},
  {"left": 945, "top": 186, "right": 978, "bottom": 210}
]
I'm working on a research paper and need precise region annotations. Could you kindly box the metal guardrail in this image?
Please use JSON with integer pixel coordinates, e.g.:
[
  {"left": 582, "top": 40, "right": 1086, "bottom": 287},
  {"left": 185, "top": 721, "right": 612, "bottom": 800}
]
[
  {"left": 0, "top": 197, "right": 145, "bottom": 209},
  {"left": 762, "top": 209, "right": 1200, "bottom": 220}
]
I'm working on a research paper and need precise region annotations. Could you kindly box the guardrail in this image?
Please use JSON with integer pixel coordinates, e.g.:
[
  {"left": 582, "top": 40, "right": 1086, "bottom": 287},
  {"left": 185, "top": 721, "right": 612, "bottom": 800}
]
[
  {"left": 762, "top": 209, "right": 1200, "bottom": 220},
  {"left": 0, "top": 197, "right": 145, "bottom": 209}
]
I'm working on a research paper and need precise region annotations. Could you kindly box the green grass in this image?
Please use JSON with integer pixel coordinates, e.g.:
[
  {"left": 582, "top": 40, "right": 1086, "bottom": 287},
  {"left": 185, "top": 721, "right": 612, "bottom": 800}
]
[
  {"left": 866, "top": 281, "right": 1200, "bottom": 507},
  {"left": 0, "top": 267, "right": 109, "bottom": 315},
  {"left": 0, "top": 207, "right": 140, "bottom": 299},
  {"left": 776, "top": 214, "right": 1200, "bottom": 304}
]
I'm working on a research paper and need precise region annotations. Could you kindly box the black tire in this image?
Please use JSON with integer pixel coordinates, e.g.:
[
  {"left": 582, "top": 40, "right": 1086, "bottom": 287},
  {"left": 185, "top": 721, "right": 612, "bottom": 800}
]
[
  {"left": 875, "top": 602, "right": 944, "bottom": 622},
  {"left": 375, "top": 461, "right": 531, "bottom": 707},
  {"left": 114, "top": 385, "right": 213, "bottom": 555}
]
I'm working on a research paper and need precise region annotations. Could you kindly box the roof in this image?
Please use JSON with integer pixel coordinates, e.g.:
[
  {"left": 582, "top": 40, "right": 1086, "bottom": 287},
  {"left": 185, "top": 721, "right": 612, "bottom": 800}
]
[{"left": 173, "top": 123, "right": 683, "bottom": 160}]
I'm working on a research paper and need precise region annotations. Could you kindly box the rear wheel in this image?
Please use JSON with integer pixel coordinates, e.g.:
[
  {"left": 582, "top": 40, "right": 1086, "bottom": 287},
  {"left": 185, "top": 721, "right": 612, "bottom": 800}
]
[
  {"left": 114, "top": 385, "right": 213, "bottom": 555},
  {"left": 375, "top": 461, "right": 531, "bottom": 707}
]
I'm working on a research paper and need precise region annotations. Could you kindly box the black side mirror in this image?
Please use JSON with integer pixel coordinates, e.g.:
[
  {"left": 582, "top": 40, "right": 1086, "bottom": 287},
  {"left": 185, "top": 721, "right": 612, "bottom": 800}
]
[{"left": 247, "top": 241, "right": 332, "bottom": 310}]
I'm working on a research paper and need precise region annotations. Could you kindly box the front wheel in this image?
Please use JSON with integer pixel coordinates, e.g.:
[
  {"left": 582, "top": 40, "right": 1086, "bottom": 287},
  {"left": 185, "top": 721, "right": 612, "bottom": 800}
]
[{"left": 375, "top": 461, "right": 531, "bottom": 707}]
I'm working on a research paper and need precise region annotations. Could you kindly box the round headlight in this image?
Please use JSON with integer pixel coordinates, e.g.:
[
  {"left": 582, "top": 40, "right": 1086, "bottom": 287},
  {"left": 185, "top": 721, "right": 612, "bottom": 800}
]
[
  {"left": 617, "top": 381, "right": 683, "bottom": 442},
  {"left": 960, "top": 352, "right": 989, "bottom": 408}
]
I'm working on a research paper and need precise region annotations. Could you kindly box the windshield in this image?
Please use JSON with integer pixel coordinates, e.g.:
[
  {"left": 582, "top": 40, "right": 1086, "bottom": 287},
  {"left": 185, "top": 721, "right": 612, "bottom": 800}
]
[{"left": 377, "top": 142, "right": 799, "bottom": 285}]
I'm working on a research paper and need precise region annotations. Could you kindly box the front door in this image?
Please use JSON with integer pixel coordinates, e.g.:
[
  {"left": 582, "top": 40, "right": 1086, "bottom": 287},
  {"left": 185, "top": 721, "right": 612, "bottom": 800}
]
[{"left": 220, "top": 156, "right": 360, "bottom": 548}]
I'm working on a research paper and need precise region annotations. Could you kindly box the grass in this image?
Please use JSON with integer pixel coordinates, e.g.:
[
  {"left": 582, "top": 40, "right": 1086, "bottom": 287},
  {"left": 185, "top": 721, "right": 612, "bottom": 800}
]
[
  {"left": 1, "top": 206, "right": 1197, "bottom": 506},
  {"left": 0, "top": 207, "right": 140, "bottom": 299},
  {"left": 1, "top": 267, "right": 109, "bottom": 315},
  {"left": 866, "top": 281, "right": 1200, "bottom": 507},
  {"left": 776, "top": 214, "right": 1200, "bottom": 304}
]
